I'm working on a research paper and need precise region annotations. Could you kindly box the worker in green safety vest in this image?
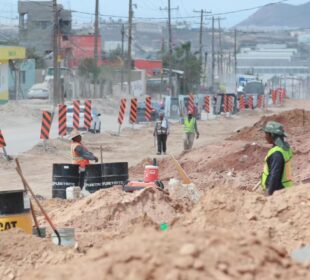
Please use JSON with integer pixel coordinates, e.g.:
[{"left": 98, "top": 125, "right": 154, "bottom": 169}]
[
  {"left": 261, "top": 121, "right": 293, "bottom": 195},
  {"left": 183, "top": 110, "right": 199, "bottom": 151}
]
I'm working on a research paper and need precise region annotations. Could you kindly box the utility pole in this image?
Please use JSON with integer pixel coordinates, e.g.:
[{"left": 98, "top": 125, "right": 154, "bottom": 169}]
[
  {"left": 127, "top": 0, "right": 133, "bottom": 95},
  {"left": 94, "top": 0, "right": 99, "bottom": 98},
  {"left": 121, "top": 24, "right": 125, "bottom": 92},
  {"left": 193, "top": 10, "right": 211, "bottom": 74},
  {"left": 211, "top": 16, "right": 215, "bottom": 92},
  {"left": 160, "top": 2, "right": 178, "bottom": 96},
  {"left": 234, "top": 29, "right": 237, "bottom": 77},
  {"left": 168, "top": 0, "right": 173, "bottom": 96},
  {"left": 52, "top": 0, "right": 59, "bottom": 106}
]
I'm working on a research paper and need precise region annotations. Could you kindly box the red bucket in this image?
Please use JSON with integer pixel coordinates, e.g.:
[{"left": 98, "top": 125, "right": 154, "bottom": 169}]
[{"left": 144, "top": 165, "right": 159, "bottom": 183}]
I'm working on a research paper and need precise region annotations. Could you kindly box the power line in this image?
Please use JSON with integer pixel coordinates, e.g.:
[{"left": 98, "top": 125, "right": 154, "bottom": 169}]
[{"left": 28, "top": 0, "right": 290, "bottom": 20}]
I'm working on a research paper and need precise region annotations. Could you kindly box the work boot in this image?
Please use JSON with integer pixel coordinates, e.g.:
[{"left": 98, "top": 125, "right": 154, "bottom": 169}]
[{"left": 156, "top": 152, "right": 161, "bottom": 155}]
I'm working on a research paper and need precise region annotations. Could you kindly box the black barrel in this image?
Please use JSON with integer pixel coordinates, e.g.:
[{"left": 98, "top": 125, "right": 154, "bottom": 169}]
[
  {"left": 52, "top": 164, "right": 80, "bottom": 199},
  {"left": 0, "top": 190, "right": 27, "bottom": 215},
  {"left": 84, "top": 162, "right": 128, "bottom": 193}
]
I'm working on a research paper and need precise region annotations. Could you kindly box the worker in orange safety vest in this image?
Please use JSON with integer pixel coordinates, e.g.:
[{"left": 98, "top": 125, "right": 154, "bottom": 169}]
[{"left": 70, "top": 129, "right": 98, "bottom": 188}]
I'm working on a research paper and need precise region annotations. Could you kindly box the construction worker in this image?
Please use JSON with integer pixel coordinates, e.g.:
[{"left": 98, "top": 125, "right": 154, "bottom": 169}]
[
  {"left": 183, "top": 110, "right": 199, "bottom": 151},
  {"left": 70, "top": 129, "right": 98, "bottom": 188},
  {"left": 153, "top": 112, "right": 169, "bottom": 155},
  {"left": 261, "top": 121, "right": 293, "bottom": 196}
]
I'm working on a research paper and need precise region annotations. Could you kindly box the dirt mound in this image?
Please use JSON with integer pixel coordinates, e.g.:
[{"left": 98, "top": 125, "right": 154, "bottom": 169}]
[
  {"left": 43, "top": 187, "right": 185, "bottom": 238},
  {"left": 0, "top": 229, "right": 77, "bottom": 280},
  {"left": 25, "top": 227, "right": 309, "bottom": 280},
  {"left": 206, "top": 143, "right": 268, "bottom": 172},
  {"left": 229, "top": 109, "right": 310, "bottom": 142},
  {"left": 180, "top": 184, "right": 310, "bottom": 252}
]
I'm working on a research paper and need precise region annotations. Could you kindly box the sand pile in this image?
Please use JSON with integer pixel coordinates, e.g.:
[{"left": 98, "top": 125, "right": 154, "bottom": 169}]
[
  {"left": 229, "top": 109, "right": 310, "bottom": 142},
  {"left": 180, "top": 184, "right": 310, "bottom": 252},
  {"left": 25, "top": 227, "right": 309, "bottom": 280},
  {"left": 43, "top": 187, "right": 185, "bottom": 237},
  {"left": 0, "top": 229, "right": 77, "bottom": 280},
  {"left": 0, "top": 101, "right": 43, "bottom": 120}
]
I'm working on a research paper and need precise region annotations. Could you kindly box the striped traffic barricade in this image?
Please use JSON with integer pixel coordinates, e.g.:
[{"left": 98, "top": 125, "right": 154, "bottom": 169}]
[
  {"left": 272, "top": 90, "right": 277, "bottom": 105},
  {"left": 223, "top": 95, "right": 228, "bottom": 113},
  {"left": 257, "top": 95, "right": 264, "bottom": 109},
  {"left": 239, "top": 95, "right": 245, "bottom": 111},
  {"left": 117, "top": 98, "right": 127, "bottom": 135},
  {"left": 247, "top": 96, "right": 254, "bottom": 110},
  {"left": 188, "top": 94, "right": 195, "bottom": 113},
  {"left": 0, "top": 130, "right": 6, "bottom": 148},
  {"left": 84, "top": 100, "right": 92, "bottom": 130},
  {"left": 228, "top": 96, "right": 233, "bottom": 113},
  {"left": 40, "top": 111, "right": 52, "bottom": 140},
  {"left": 145, "top": 96, "right": 152, "bottom": 121},
  {"left": 130, "top": 98, "right": 138, "bottom": 125},
  {"left": 58, "top": 104, "right": 67, "bottom": 136},
  {"left": 204, "top": 96, "right": 210, "bottom": 113},
  {"left": 73, "top": 100, "right": 80, "bottom": 130}
]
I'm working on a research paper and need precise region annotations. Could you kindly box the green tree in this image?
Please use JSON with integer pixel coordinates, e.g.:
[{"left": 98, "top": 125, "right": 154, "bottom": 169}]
[
  {"left": 26, "top": 48, "right": 45, "bottom": 69},
  {"left": 162, "top": 42, "right": 201, "bottom": 94},
  {"left": 78, "top": 58, "right": 100, "bottom": 82}
]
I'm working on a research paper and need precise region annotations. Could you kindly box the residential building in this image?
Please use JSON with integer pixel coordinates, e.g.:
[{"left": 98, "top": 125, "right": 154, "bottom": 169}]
[{"left": 18, "top": 0, "right": 72, "bottom": 56}]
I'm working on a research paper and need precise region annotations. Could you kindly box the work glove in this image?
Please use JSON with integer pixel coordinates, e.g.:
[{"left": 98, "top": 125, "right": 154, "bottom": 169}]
[
  {"left": 94, "top": 157, "right": 99, "bottom": 163},
  {"left": 196, "top": 132, "right": 200, "bottom": 139}
]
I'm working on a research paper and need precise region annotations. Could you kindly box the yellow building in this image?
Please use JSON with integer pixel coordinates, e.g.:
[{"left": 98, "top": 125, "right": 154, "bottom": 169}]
[{"left": 0, "top": 46, "right": 26, "bottom": 104}]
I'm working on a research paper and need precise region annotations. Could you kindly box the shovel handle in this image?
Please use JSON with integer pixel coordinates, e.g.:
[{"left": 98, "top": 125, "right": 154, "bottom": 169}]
[{"left": 15, "top": 159, "right": 61, "bottom": 245}]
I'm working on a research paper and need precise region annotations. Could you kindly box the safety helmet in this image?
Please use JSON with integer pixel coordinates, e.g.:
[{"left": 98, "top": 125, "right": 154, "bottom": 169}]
[
  {"left": 262, "top": 121, "right": 287, "bottom": 137},
  {"left": 70, "top": 129, "right": 81, "bottom": 140}
]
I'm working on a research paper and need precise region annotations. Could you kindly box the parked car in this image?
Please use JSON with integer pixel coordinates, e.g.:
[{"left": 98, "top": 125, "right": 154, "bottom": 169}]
[
  {"left": 136, "top": 101, "right": 161, "bottom": 123},
  {"left": 27, "top": 83, "right": 49, "bottom": 99},
  {"left": 66, "top": 105, "right": 101, "bottom": 133}
]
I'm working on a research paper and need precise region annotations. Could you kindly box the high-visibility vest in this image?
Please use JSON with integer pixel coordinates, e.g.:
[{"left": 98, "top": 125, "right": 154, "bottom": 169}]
[
  {"left": 184, "top": 117, "right": 196, "bottom": 133},
  {"left": 261, "top": 146, "right": 293, "bottom": 190},
  {"left": 71, "top": 142, "right": 90, "bottom": 168}
]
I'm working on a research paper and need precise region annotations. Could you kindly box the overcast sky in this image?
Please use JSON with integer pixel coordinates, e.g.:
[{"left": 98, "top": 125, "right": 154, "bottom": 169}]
[{"left": 0, "top": 0, "right": 309, "bottom": 27}]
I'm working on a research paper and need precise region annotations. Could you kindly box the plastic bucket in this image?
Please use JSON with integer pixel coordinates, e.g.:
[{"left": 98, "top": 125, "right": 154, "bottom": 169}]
[
  {"left": 66, "top": 187, "right": 81, "bottom": 200},
  {"left": 52, "top": 164, "right": 80, "bottom": 199},
  {"left": 51, "top": 228, "right": 75, "bottom": 247},
  {"left": 84, "top": 162, "right": 129, "bottom": 193},
  {"left": 0, "top": 190, "right": 32, "bottom": 234},
  {"left": 144, "top": 165, "right": 159, "bottom": 183}
]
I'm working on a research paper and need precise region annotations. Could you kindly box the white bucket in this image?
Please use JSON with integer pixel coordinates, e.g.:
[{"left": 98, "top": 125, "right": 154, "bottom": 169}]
[
  {"left": 66, "top": 187, "right": 81, "bottom": 200},
  {"left": 51, "top": 228, "right": 75, "bottom": 247}
]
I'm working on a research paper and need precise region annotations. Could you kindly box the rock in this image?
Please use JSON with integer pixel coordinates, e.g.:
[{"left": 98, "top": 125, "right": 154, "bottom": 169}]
[
  {"left": 173, "top": 256, "right": 194, "bottom": 269},
  {"left": 179, "top": 243, "right": 200, "bottom": 257},
  {"left": 167, "top": 179, "right": 200, "bottom": 204},
  {"left": 193, "top": 259, "right": 205, "bottom": 270}
]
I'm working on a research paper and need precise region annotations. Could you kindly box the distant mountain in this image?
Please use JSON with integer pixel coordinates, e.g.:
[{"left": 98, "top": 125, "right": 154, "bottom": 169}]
[{"left": 238, "top": 2, "right": 310, "bottom": 29}]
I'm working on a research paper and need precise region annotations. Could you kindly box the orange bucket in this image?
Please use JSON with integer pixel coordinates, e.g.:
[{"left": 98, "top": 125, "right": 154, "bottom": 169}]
[{"left": 144, "top": 165, "right": 159, "bottom": 183}]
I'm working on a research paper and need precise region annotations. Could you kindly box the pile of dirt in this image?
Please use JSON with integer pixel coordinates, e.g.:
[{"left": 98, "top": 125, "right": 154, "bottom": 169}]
[
  {"left": 0, "top": 229, "right": 77, "bottom": 280},
  {"left": 0, "top": 101, "right": 43, "bottom": 120},
  {"left": 25, "top": 227, "right": 309, "bottom": 280},
  {"left": 180, "top": 184, "right": 310, "bottom": 252},
  {"left": 40, "top": 187, "right": 186, "bottom": 240},
  {"left": 229, "top": 109, "right": 310, "bottom": 142}
]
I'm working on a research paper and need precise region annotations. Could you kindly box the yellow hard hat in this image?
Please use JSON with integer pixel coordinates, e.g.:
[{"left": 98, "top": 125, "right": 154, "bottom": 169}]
[{"left": 69, "top": 129, "right": 81, "bottom": 140}]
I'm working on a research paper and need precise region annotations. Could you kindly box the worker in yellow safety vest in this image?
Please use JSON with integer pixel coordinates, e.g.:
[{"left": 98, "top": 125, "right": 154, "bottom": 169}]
[
  {"left": 183, "top": 110, "right": 199, "bottom": 151},
  {"left": 261, "top": 121, "right": 293, "bottom": 196},
  {"left": 70, "top": 129, "right": 98, "bottom": 188}
]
